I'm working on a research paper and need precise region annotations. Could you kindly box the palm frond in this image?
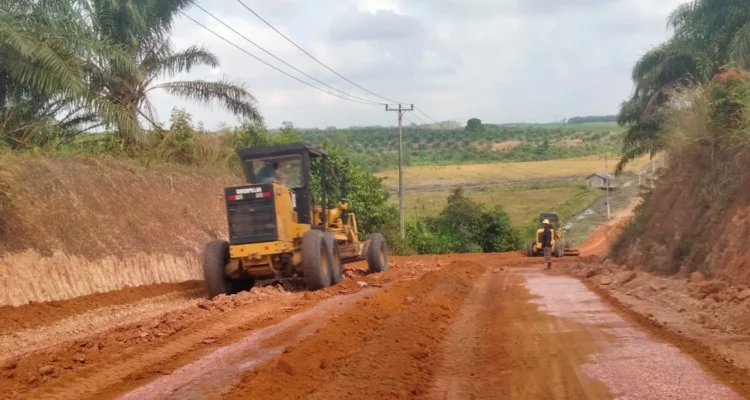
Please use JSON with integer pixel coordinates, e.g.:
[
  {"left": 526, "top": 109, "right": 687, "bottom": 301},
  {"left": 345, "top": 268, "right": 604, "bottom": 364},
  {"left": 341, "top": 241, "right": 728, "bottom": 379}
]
[
  {"left": 667, "top": 1, "right": 697, "bottom": 30},
  {"left": 149, "top": 79, "right": 261, "bottom": 121},
  {"left": 144, "top": 45, "right": 219, "bottom": 79},
  {"left": 728, "top": 21, "right": 750, "bottom": 67}
]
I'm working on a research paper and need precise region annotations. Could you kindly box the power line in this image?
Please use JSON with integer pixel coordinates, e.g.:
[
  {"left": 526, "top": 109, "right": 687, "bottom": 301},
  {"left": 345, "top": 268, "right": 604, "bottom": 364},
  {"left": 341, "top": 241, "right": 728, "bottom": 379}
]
[
  {"left": 414, "top": 107, "right": 440, "bottom": 125},
  {"left": 193, "top": 4, "right": 384, "bottom": 106},
  {"left": 234, "top": 0, "right": 408, "bottom": 105},
  {"left": 178, "top": 11, "right": 380, "bottom": 106},
  {"left": 408, "top": 113, "right": 427, "bottom": 125}
]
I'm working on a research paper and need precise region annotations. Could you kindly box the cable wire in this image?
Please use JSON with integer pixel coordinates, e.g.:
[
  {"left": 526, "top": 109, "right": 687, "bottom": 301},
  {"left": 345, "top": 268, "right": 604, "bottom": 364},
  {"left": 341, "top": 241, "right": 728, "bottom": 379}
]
[
  {"left": 193, "top": 3, "right": 384, "bottom": 106},
  {"left": 178, "top": 11, "right": 380, "bottom": 106},
  {"left": 414, "top": 106, "right": 440, "bottom": 125},
  {"left": 234, "top": 0, "right": 408, "bottom": 105},
  {"left": 410, "top": 113, "right": 428, "bottom": 125}
]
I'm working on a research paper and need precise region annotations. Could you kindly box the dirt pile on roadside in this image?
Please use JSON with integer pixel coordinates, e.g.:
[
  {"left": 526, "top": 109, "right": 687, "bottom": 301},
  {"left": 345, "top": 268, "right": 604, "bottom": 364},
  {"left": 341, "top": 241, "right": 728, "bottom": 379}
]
[
  {"left": 0, "top": 156, "right": 240, "bottom": 306},
  {"left": 565, "top": 261, "right": 750, "bottom": 336}
]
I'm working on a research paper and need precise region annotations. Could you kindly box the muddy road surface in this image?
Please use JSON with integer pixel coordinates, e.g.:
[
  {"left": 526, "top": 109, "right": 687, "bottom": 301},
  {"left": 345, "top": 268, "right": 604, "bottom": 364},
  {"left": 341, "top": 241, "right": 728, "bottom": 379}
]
[{"left": 2, "top": 253, "right": 748, "bottom": 399}]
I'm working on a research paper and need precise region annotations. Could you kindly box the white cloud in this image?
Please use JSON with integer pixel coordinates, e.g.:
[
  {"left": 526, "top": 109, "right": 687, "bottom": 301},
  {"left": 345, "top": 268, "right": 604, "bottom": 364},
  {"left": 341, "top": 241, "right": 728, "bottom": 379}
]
[{"left": 356, "top": 0, "right": 402, "bottom": 14}]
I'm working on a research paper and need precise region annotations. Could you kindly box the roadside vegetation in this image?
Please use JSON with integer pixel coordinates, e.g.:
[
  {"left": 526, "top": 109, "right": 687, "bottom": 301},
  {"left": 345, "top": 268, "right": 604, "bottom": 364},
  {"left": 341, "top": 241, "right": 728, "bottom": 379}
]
[
  {"left": 394, "top": 181, "right": 599, "bottom": 227},
  {"left": 612, "top": 0, "right": 750, "bottom": 281},
  {"left": 615, "top": 0, "right": 750, "bottom": 172}
]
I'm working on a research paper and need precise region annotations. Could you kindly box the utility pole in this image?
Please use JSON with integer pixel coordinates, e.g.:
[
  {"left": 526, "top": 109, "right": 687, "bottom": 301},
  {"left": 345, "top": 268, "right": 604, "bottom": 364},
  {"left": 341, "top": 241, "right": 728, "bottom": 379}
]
[
  {"left": 605, "top": 157, "right": 611, "bottom": 220},
  {"left": 386, "top": 104, "right": 414, "bottom": 239}
]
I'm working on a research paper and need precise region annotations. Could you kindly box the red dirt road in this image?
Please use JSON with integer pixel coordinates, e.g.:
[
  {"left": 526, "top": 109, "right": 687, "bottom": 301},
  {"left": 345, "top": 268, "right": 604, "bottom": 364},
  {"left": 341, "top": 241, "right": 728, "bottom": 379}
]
[{"left": 2, "top": 252, "right": 748, "bottom": 399}]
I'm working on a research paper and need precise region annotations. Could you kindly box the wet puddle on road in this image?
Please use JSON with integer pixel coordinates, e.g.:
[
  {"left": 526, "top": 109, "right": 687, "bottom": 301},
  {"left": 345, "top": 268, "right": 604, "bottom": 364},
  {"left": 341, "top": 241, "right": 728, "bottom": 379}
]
[
  {"left": 118, "top": 288, "right": 381, "bottom": 400},
  {"left": 517, "top": 269, "right": 742, "bottom": 400}
]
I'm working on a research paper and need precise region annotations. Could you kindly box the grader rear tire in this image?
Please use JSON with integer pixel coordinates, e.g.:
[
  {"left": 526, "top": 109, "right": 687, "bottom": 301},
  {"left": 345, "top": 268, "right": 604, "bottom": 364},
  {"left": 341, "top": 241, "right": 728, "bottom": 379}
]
[
  {"left": 325, "top": 232, "right": 344, "bottom": 285},
  {"left": 203, "top": 241, "right": 232, "bottom": 299},
  {"left": 554, "top": 242, "right": 565, "bottom": 258},
  {"left": 367, "top": 233, "right": 388, "bottom": 273},
  {"left": 527, "top": 241, "right": 535, "bottom": 257},
  {"left": 302, "top": 230, "right": 332, "bottom": 291}
]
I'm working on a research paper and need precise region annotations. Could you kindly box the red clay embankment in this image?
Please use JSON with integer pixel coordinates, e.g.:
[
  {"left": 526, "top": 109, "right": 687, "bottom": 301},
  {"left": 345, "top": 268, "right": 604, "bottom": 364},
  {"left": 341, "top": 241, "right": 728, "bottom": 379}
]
[{"left": 0, "top": 156, "right": 240, "bottom": 306}]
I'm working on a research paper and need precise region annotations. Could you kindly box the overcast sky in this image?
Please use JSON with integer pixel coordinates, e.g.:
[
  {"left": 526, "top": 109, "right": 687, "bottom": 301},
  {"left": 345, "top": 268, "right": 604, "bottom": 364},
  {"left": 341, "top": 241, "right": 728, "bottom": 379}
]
[{"left": 152, "top": 0, "right": 687, "bottom": 130}]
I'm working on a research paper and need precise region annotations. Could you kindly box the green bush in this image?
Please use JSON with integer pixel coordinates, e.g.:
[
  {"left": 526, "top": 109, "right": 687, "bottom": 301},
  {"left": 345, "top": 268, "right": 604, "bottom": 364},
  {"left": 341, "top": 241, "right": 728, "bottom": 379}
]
[{"left": 395, "top": 187, "right": 521, "bottom": 255}]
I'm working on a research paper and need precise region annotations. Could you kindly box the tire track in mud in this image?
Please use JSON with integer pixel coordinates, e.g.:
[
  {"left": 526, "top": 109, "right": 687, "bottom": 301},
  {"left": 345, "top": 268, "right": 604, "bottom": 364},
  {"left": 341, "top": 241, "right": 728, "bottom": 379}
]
[
  {"left": 222, "top": 261, "right": 484, "bottom": 399},
  {"left": 2, "top": 288, "right": 296, "bottom": 400},
  {"left": 117, "top": 288, "right": 380, "bottom": 400},
  {"left": 1, "top": 258, "right": 446, "bottom": 399},
  {"left": 1, "top": 288, "right": 205, "bottom": 362},
  {"left": 427, "top": 268, "right": 494, "bottom": 399},
  {"left": 20, "top": 296, "right": 296, "bottom": 400},
  {"left": 428, "top": 265, "right": 611, "bottom": 399}
]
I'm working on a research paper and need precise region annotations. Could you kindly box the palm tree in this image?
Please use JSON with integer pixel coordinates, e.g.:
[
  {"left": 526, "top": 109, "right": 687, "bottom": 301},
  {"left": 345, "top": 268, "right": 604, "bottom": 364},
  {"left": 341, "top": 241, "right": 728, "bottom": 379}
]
[
  {"left": 0, "top": 0, "right": 137, "bottom": 148},
  {"left": 86, "top": 0, "right": 261, "bottom": 149},
  {"left": 616, "top": 0, "right": 750, "bottom": 172}
]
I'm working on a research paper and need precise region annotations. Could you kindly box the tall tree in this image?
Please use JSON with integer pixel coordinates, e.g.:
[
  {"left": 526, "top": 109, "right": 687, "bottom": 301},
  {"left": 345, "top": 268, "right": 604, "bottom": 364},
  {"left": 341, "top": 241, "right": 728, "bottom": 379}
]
[
  {"left": 0, "top": 0, "right": 137, "bottom": 148},
  {"left": 466, "top": 118, "right": 483, "bottom": 132},
  {"left": 86, "top": 0, "right": 261, "bottom": 148}
]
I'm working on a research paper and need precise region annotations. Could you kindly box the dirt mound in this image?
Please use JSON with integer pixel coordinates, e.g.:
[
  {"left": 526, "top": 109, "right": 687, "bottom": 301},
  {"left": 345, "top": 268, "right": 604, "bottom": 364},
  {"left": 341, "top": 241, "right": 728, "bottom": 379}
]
[{"left": 0, "top": 157, "right": 240, "bottom": 306}]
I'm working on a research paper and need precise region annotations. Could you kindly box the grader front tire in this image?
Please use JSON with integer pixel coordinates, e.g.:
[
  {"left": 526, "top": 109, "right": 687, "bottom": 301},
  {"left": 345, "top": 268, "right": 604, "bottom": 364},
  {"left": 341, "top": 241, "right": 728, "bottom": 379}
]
[{"left": 367, "top": 233, "right": 389, "bottom": 273}]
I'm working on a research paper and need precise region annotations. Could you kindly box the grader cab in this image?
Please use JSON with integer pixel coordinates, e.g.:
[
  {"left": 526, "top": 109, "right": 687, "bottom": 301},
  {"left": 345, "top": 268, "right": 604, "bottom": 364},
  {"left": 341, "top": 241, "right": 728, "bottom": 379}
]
[
  {"left": 526, "top": 213, "right": 580, "bottom": 258},
  {"left": 202, "top": 144, "right": 388, "bottom": 298}
]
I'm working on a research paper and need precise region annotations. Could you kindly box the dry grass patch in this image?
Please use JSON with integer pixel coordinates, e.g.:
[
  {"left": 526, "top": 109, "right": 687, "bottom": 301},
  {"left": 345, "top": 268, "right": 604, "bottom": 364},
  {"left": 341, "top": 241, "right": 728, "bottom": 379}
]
[
  {"left": 393, "top": 183, "right": 603, "bottom": 227},
  {"left": 491, "top": 141, "right": 522, "bottom": 152},
  {"left": 376, "top": 155, "right": 653, "bottom": 191}
]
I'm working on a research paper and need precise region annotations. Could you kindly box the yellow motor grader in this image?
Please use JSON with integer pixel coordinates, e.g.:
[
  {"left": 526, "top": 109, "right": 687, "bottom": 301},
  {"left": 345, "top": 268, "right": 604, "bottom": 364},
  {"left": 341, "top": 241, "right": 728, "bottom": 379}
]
[
  {"left": 526, "top": 213, "right": 580, "bottom": 258},
  {"left": 202, "top": 144, "right": 388, "bottom": 298}
]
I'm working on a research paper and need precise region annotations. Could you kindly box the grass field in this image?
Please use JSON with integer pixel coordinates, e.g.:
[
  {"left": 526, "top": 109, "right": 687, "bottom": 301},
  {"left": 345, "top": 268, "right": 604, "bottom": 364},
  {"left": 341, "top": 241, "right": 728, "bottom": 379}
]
[
  {"left": 376, "top": 155, "right": 654, "bottom": 191},
  {"left": 498, "top": 121, "right": 626, "bottom": 133},
  {"left": 392, "top": 181, "right": 604, "bottom": 228}
]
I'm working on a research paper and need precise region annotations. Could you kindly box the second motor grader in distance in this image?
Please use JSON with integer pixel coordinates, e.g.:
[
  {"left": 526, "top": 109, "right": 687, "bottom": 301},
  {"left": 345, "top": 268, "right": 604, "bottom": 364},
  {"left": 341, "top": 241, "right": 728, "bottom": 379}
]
[
  {"left": 202, "top": 144, "right": 388, "bottom": 298},
  {"left": 526, "top": 213, "right": 580, "bottom": 258}
]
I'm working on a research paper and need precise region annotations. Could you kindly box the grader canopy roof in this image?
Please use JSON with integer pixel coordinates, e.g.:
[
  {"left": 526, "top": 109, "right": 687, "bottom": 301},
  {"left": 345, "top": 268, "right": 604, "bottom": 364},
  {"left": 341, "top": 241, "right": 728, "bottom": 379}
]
[{"left": 236, "top": 144, "right": 326, "bottom": 160}]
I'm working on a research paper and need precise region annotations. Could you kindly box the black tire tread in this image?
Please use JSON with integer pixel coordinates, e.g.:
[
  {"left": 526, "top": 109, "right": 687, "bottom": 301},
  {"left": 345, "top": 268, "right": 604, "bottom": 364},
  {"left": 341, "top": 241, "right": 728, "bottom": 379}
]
[
  {"left": 203, "top": 240, "right": 232, "bottom": 299},
  {"left": 367, "top": 233, "right": 388, "bottom": 273},
  {"left": 527, "top": 241, "right": 535, "bottom": 257},
  {"left": 325, "top": 233, "right": 344, "bottom": 285},
  {"left": 302, "top": 230, "right": 331, "bottom": 290}
]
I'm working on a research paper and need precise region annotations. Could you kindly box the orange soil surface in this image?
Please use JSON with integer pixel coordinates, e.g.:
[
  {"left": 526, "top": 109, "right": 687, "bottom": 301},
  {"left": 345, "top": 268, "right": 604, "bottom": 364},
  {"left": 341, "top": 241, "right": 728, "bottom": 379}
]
[{"left": 2, "top": 226, "right": 748, "bottom": 400}]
